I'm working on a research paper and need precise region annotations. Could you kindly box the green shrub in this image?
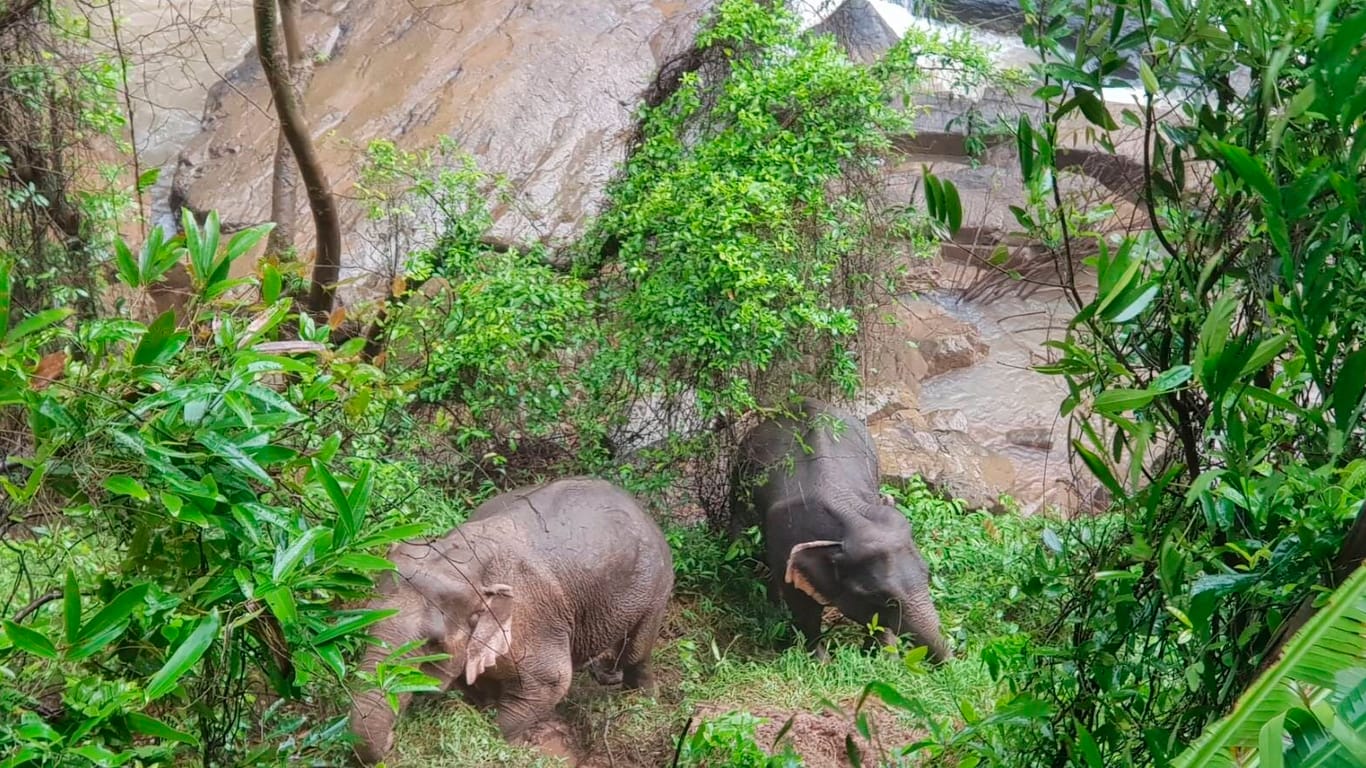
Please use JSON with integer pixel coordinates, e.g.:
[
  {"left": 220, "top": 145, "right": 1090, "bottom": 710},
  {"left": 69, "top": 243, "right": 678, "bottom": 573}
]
[{"left": 0, "top": 212, "right": 428, "bottom": 764}]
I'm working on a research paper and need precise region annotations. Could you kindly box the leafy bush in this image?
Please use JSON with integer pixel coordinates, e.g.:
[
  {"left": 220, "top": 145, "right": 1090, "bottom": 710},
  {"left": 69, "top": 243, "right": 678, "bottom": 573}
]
[
  {"left": 678, "top": 711, "right": 803, "bottom": 768},
  {"left": 0, "top": 211, "right": 428, "bottom": 764},
  {"left": 579, "top": 0, "right": 996, "bottom": 420},
  {"left": 945, "top": 0, "right": 1366, "bottom": 762}
]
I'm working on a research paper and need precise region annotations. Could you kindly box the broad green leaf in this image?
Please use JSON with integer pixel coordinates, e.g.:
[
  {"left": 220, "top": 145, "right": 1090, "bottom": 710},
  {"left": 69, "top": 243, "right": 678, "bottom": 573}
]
[
  {"left": 334, "top": 553, "right": 398, "bottom": 573},
  {"left": 272, "top": 527, "right": 327, "bottom": 584},
  {"left": 1332, "top": 349, "right": 1366, "bottom": 433},
  {"left": 137, "top": 167, "right": 161, "bottom": 194},
  {"left": 260, "top": 585, "right": 298, "bottom": 627},
  {"left": 1072, "top": 440, "right": 1124, "bottom": 499},
  {"left": 132, "top": 310, "right": 179, "bottom": 367},
  {"left": 1239, "top": 334, "right": 1291, "bottom": 378},
  {"left": 1210, "top": 140, "right": 1281, "bottom": 205},
  {"left": 1152, "top": 365, "right": 1194, "bottom": 393},
  {"left": 1093, "top": 388, "right": 1156, "bottom": 413},
  {"left": 103, "top": 475, "right": 150, "bottom": 503},
  {"left": 262, "top": 263, "right": 283, "bottom": 304},
  {"left": 348, "top": 462, "right": 375, "bottom": 523},
  {"left": 114, "top": 238, "right": 140, "bottom": 288},
  {"left": 0, "top": 259, "right": 10, "bottom": 335},
  {"left": 1074, "top": 721, "right": 1104, "bottom": 768},
  {"left": 75, "top": 583, "right": 149, "bottom": 645},
  {"left": 62, "top": 571, "right": 80, "bottom": 646},
  {"left": 1139, "top": 60, "right": 1159, "bottom": 94},
  {"left": 311, "top": 609, "right": 398, "bottom": 646},
  {"left": 197, "top": 430, "right": 273, "bottom": 486},
  {"left": 3, "top": 620, "right": 57, "bottom": 659},
  {"left": 1195, "top": 294, "right": 1238, "bottom": 390},
  {"left": 1107, "top": 283, "right": 1160, "bottom": 324},
  {"left": 857, "top": 680, "right": 921, "bottom": 714},
  {"left": 1074, "top": 89, "right": 1119, "bottom": 130},
  {"left": 314, "top": 459, "right": 357, "bottom": 548},
  {"left": 127, "top": 712, "right": 199, "bottom": 745},
  {"left": 146, "top": 609, "right": 221, "bottom": 701},
  {"left": 1017, "top": 116, "right": 1035, "bottom": 181},
  {"left": 222, "top": 222, "right": 275, "bottom": 269},
  {"left": 5, "top": 307, "right": 73, "bottom": 345}
]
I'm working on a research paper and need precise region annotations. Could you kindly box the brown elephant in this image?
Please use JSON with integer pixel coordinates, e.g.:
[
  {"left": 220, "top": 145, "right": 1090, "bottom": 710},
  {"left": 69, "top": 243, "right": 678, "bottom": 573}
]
[
  {"left": 348, "top": 477, "right": 674, "bottom": 764},
  {"left": 728, "top": 398, "right": 953, "bottom": 663}
]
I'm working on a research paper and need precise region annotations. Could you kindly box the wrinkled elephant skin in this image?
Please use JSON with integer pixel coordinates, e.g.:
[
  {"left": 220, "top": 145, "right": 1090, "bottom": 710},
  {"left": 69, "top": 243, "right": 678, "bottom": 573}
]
[
  {"left": 729, "top": 398, "right": 953, "bottom": 663},
  {"left": 348, "top": 477, "right": 674, "bottom": 765}
]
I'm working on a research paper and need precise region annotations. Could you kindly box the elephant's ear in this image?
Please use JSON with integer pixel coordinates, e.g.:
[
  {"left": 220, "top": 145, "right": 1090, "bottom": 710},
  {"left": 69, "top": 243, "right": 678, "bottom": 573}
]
[
  {"left": 465, "top": 583, "right": 514, "bottom": 685},
  {"left": 785, "top": 540, "right": 841, "bottom": 605}
]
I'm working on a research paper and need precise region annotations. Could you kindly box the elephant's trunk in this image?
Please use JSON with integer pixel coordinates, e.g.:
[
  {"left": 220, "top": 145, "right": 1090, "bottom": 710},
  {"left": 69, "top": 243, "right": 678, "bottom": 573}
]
[
  {"left": 897, "top": 592, "right": 952, "bottom": 664},
  {"left": 349, "top": 648, "right": 405, "bottom": 765}
]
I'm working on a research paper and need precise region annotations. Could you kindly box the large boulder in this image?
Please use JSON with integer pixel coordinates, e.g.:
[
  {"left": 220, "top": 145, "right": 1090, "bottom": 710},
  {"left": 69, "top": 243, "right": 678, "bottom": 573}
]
[
  {"left": 171, "top": 0, "right": 710, "bottom": 301},
  {"left": 862, "top": 298, "right": 989, "bottom": 386}
]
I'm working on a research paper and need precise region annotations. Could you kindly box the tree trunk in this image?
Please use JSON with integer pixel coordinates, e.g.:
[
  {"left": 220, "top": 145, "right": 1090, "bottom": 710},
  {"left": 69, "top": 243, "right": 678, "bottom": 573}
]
[
  {"left": 253, "top": 0, "right": 341, "bottom": 319},
  {"left": 264, "top": 0, "right": 312, "bottom": 262}
]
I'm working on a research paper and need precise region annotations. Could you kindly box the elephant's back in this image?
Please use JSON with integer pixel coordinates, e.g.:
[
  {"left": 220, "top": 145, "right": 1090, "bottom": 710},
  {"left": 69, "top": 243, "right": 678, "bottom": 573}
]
[
  {"left": 474, "top": 477, "right": 673, "bottom": 632},
  {"left": 737, "top": 398, "right": 880, "bottom": 498}
]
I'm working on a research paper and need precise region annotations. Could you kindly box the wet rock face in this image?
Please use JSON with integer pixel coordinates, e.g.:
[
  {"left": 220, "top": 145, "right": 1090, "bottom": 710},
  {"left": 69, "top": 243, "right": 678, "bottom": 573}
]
[
  {"left": 870, "top": 408, "right": 1017, "bottom": 514},
  {"left": 172, "top": 0, "right": 710, "bottom": 300}
]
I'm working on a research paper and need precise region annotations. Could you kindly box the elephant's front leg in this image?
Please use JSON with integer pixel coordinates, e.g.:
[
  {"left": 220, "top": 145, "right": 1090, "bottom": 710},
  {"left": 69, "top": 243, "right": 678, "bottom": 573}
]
[{"left": 494, "top": 640, "right": 573, "bottom": 741}]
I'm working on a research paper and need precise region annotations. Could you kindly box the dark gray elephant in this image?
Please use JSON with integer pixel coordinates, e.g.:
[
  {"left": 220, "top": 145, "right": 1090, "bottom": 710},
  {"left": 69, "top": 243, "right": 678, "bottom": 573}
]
[
  {"left": 348, "top": 477, "right": 674, "bottom": 764},
  {"left": 728, "top": 398, "right": 952, "bottom": 663}
]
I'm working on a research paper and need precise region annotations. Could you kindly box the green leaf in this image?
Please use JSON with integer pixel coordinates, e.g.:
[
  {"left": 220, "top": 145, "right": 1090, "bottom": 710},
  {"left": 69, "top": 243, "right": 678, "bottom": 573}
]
[
  {"left": 1107, "top": 283, "right": 1160, "bottom": 324},
  {"left": 260, "top": 585, "right": 298, "bottom": 627},
  {"left": 1152, "top": 365, "right": 1194, "bottom": 393},
  {"left": 1017, "top": 116, "right": 1035, "bottom": 182},
  {"left": 1195, "top": 294, "right": 1238, "bottom": 391},
  {"left": 132, "top": 310, "right": 180, "bottom": 367},
  {"left": 1239, "top": 334, "right": 1291, "bottom": 378},
  {"left": 146, "top": 609, "right": 221, "bottom": 701},
  {"left": 136, "top": 167, "right": 161, "bottom": 194},
  {"left": 262, "top": 263, "right": 283, "bottom": 305},
  {"left": 5, "top": 307, "right": 73, "bottom": 345},
  {"left": 1139, "top": 60, "right": 1159, "bottom": 94},
  {"left": 127, "top": 712, "right": 199, "bottom": 746},
  {"left": 63, "top": 571, "right": 80, "bottom": 646},
  {"left": 0, "top": 259, "right": 10, "bottom": 335},
  {"left": 222, "top": 223, "right": 275, "bottom": 271},
  {"left": 334, "top": 553, "right": 398, "bottom": 573},
  {"left": 1074, "top": 89, "right": 1119, "bottom": 130},
  {"left": 1333, "top": 349, "right": 1366, "bottom": 433},
  {"left": 1072, "top": 440, "right": 1125, "bottom": 499},
  {"left": 272, "top": 527, "right": 327, "bottom": 584},
  {"left": 1094, "top": 388, "right": 1156, "bottom": 413},
  {"left": 1210, "top": 140, "right": 1281, "bottom": 205},
  {"left": 310, "top": 609, "right": 397, "bottom": 646},
  {"left": 315, "top": 459, "right": 357, "bottom": 548},
  {"left": 3, "top": 620, "right": 57, "bottom": 659},
  {"left": 103, "top": 475, "right": 150, "bottom": 503},
  {"left": 348, "top": 462, "right": 375, "bottom": 526},
  {"left": 1074, "top": 721, "right": 1104, "bottom": 768},
  {"left": 74, "top": 583, "right": 149, "bottom": 646},
  {"left": 196, "top": 430, "right": 273, "bottom": 486},
  {"left": 114, "top": 237, "right": 140, "bottom": 288}
]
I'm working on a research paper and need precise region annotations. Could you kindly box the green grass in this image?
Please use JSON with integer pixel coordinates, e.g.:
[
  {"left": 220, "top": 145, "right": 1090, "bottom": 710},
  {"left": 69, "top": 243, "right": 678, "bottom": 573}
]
[{"left": 385, "top": 476, "right": 1051, "bottom": 767}]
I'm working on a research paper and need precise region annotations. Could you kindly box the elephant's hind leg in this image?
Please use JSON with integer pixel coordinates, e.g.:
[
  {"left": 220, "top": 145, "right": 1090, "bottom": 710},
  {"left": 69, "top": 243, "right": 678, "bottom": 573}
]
[{"left": 619, "top": 603, "right": 667, "bottom": 695}]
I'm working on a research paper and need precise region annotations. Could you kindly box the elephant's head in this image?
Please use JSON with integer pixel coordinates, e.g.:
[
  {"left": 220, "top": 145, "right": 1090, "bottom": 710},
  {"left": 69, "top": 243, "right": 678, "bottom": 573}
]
[
  {"left": 784, "top": 500, "right": 952, "bottom": 663},
  {"left": 348, "top": 547, "right": 518, "bottom": 764}
]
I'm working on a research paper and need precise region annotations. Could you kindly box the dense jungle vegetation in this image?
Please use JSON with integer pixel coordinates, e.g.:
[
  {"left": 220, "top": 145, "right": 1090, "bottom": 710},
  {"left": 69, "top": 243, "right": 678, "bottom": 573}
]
[{"left": 1, "top": 0, "right": 1364, "bottom": 765}]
